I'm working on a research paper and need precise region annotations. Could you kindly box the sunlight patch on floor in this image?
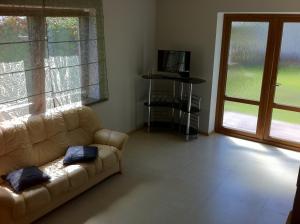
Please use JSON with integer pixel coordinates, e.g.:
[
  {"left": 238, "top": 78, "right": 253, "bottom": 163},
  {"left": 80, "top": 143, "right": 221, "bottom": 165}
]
[{"left": 228, "top": 137, "right": 269, "bottom": 152}]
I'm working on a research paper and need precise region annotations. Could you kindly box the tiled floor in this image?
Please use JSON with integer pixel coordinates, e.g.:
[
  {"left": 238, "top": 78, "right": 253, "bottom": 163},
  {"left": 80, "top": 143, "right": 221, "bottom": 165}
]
[{"left": 35, "top": 130, "right": 299, "bottom": 224}]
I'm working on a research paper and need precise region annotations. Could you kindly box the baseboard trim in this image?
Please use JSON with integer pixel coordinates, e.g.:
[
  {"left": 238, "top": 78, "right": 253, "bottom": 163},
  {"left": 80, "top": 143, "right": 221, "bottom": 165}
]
[
  {"left": 128, "top": 126, "right": 213, "bottom": 138},
  {"left": 127, "top": 126, "right": 144, "bottom": 135}
]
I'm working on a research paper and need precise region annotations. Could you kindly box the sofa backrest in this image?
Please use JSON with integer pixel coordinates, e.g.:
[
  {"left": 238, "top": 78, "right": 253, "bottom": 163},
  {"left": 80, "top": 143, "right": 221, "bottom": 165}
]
[
  {"left": 0, "top": 120, "right": 34, "bottom": 182},
  {"left": 0, "top": 106, "right": 101, "bottom": 179}
]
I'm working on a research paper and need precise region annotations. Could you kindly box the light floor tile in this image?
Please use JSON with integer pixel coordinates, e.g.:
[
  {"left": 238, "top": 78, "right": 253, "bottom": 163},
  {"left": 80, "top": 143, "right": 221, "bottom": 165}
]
[{"left": 35, "top": 131, "right": 298, "bottom": 224}]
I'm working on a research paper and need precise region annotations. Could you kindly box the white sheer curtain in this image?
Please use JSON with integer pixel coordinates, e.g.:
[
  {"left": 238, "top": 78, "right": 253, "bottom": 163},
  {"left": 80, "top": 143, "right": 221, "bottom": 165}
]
[{"left": 0, "top": 3, "right": 107, "bottom": 122}]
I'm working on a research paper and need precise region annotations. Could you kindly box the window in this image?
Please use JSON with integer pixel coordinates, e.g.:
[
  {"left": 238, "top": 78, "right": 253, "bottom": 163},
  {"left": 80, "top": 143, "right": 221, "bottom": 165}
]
[{"left": 0, "top": 5, "right": 108, "bottom": 121}]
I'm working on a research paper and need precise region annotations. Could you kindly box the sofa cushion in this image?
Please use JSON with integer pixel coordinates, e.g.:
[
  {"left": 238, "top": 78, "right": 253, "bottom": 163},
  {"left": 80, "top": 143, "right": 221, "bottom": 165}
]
[
  {"left": 62, "top": 108, "right": 80, "bottom": 131},
  {"left": 63, "top": 146, "right": 98, "bottom": 165},
  {"left": 78, "top": 107, "right": 101, "bottom": 135},
  {"left": 90, "top": 144, "right": 120, "bottom": 171},
  {"left": 0, "top": 185, "right": 26, "bottom": 218},
  {"left": 0, "top": 149, "right": 34, "bottom": 182},
  {"left": 40, "top": 145, "right": 120, "bottom": 191},
  {"left": 42, "top": 158, "right": 89, "bottom": 192},
  {"left": 64, "top": 165, "right": 88, "bottom": 189},
  {"left": 79, "top": 162, "right": 97, "bottom": 178},
  {"left": 32, "top": 141, "right": 58, "bottom": 167},
  {"left": 25, "top": 116, "right": 47, "bottom": 144},
  {"left": 2, "top": 166, "right": 50, "bottom": 193},
  {"left": 22, "top": 185, "right": 51, "bottom": 212},
  {"left": 67, "top": 128, "right": 93, "bottom": 146},
  {"left": 40, "top": 158, "right": 70, "bottom": 197},
  {"left": 0, "top": 121, "right": 32, "bottom": 156},
  {"left": 1, "top": 183, "right": 51, "bottom": 215},
  {"left": 43, "top": 112, "right": 66, "bottom": 138},
  {"left": 0, "top": 121, "right": 34, "bottom": 179},
  {"left": 41, "top": 156, "right": 96, "bottom": 192}
]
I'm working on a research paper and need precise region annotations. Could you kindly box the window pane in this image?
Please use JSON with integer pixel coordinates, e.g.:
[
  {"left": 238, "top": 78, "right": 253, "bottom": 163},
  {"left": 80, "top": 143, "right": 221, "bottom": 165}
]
[
  {"left": 50, "top": 66, "right": 81, "bottom": 92},
  {"left": 0, "top": 68, "right": 51, "bottom": 104},
  {"left": 0, "top": 98, "right": 29, "bottom": 121},
  {"left": 48, "top": 40, "right": 98, "bottom": 67},
  {"left": 46, "top": 17, "right": 79, "bottom": 42},
  {"left": 274, "top": 23, "right": 300, "bottom": 108},
  {"left": 48, "top": 52, "right": 80, "bottom": 69},
  {"left": 48, "top": 42, "right": 80, "bottom": 63},
  {"left": 0, "top": 13, "right": 104, "bottom": 120},
  {"left": 0, "top": 72, "right": 27, "bottom": 104},
  {"left": 52, "top": 89, "right": 82, "bottom": 106},
  {"left": 270, "top": 109, "right": 300, "bottom": 143},
  {"left": 0, "top": 42, "right": 47, "bottom": 73},
  {"left": 223, "top": 101, "right": 259, "bottom": 133},
  {"left": 225, "top": 22, "right": 269, "bottom": 101},
  {"left": 0, "top": 17, "right": 36, "bottom": 105},
  {"left": 0, "top": 16, "right": 29, "bottom": 43},
  {"left": 46, "top": 16, "right": 100, "bottom": 108}
]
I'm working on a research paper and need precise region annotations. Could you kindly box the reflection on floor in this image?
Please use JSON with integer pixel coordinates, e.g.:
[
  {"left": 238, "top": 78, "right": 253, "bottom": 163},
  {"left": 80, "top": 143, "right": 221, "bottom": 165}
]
[
  {"left": 224, "top": 111, "right": 300, "bottom": 143},
  {"left": 35, "top": 130, "right": 299, "bottom": 224}
]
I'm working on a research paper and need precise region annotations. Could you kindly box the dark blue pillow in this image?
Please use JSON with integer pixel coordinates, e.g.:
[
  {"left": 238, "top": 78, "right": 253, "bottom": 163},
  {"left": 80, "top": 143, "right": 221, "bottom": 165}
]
[
  {"left": 63, "top": 146, "right": 98, "bottom": 165},
  {"left": 2, "top": 166, "right": 50, "bottom": 193}
]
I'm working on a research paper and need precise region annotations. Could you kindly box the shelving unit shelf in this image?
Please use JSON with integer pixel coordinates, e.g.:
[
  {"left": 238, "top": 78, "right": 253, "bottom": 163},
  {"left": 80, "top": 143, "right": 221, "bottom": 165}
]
[{"left": 142, "top": 74, "right": 206, "bottom": 140}]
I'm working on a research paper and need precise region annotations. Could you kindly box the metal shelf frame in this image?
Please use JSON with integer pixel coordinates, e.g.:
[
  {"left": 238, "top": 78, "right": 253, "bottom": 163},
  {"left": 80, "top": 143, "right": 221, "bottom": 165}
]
[{"left": 143, "top": 74, "right": 205, "bottom": 140}]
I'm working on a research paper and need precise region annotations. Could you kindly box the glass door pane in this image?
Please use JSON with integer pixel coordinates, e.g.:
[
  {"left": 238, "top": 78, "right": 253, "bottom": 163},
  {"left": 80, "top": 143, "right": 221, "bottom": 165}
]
[
  {"left": 270, "top": 109, "right": 300, "bottom": 143},
  {"left": 223, "top": 101, "right": 259, "bottom": 133},
  {"left": 269, "top": 23, "right": 300, "bottom": 143},
  {"left": 222, "top": 22, "right": 269, "bottom": 133}
]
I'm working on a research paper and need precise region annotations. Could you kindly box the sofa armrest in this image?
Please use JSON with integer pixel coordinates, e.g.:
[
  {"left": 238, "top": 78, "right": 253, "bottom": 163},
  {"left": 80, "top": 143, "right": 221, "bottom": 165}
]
[
  {"left": 0, "top": 187, "right": 14, "bottom": 224},
  {"left": 94, "top": 129, "right": 129, "bottom": 151}
]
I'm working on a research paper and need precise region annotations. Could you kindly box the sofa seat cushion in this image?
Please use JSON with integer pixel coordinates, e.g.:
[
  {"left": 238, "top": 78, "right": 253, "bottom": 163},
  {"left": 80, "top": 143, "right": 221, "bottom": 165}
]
[
  {"left": 0, "top": 184, "right": 26, "bottom": 218},
  {"left": 64, "top": 164, "right": 88, "bottom": 189},
  {"left": 40, "top": 145, "right": 121, "bottom": 191},
  {"left": 39, "top": 145, "right": 121, "bottom": 192},
  {"left": 89, "top": 144, "right": 121, "bottom": 171},
  {"left": 0, "top": 144, "right": 121, "bottom": 219},
  {"left": 40, "top": 159, "right": 70, "bottom": 197},
  {"left": 0, "top": 183, "right": 51, "bottom": 217},
  {"left": 22, "top": 185, "right": 51, "bottom": 212},
  {"left": 41, "top": 158, "right": 89, "bottom": 191}
]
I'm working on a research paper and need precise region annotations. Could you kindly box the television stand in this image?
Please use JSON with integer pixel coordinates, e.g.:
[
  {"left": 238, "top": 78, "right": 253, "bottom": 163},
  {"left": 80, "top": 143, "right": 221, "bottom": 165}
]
[{"left": 142, "top": 74, "right": 206, "bottom": 140}]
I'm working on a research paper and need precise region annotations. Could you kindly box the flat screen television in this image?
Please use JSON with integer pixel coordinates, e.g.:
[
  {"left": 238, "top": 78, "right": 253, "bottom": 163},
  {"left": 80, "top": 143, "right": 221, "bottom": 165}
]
[{"left": 157, "top": 50, "right": 191, "bottom": 77}]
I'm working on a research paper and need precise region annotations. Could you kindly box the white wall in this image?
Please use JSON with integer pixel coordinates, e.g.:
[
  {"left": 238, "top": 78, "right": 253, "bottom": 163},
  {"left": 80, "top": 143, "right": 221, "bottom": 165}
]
[
  {"left": 92, "top": 0, "right": 156, "bottom": 132},
  {"left": 156, "top": 0, "right": 300, "bottom": 134}
]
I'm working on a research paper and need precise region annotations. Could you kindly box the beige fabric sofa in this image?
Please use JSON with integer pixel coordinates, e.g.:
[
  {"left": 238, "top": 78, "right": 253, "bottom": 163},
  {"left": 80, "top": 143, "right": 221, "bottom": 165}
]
[{"left": 0, "top": 106, "right": 128, "bottom": 224}]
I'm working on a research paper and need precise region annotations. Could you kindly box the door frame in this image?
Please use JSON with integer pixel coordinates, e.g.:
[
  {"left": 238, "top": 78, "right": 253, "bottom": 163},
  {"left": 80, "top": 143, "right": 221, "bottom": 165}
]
[{"left": 215, "top": 14, "right": 300, "bottom": 152}]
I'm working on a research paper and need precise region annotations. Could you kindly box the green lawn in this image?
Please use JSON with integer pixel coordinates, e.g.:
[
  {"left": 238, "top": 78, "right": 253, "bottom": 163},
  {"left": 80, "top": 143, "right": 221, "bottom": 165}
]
[{"left": 225, "top": 65, "right": 300, "bottom": 124}]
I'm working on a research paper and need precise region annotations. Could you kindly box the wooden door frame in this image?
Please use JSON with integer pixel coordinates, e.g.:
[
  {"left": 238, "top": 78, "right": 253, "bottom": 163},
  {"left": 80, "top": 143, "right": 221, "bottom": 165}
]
[
  {"left": 215, "top": 13, "right": 300, "bottom": 152},
  {"left": 264, "top": 16, "right": 300, "bottom": 150}
]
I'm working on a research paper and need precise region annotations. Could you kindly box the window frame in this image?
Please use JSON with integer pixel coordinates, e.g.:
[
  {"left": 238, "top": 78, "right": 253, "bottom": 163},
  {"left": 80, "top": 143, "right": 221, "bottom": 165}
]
[{"left": 0, "top": 5, "right": 104, "bottom": 119}]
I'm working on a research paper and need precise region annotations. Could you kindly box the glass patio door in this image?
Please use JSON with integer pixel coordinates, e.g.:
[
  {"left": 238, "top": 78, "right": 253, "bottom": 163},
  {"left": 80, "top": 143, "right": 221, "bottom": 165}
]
[
  {"left": 222, "top": 21, "right": 269, "bottom": 134},
  {"left": 216, "top": 16, "right": 272, "bottom": 138},
  {"left": 216, "top": 14, "right": 300, "bottom": 151},
  {"left": 266, "top": 21, "right": 300, "bottom": 146}
]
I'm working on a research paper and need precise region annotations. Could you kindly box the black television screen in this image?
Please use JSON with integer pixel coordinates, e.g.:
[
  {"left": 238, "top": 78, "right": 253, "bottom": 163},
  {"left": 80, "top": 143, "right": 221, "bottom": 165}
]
[{"left": 157, "top": 50, "right": 190, "bottom": 74}]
